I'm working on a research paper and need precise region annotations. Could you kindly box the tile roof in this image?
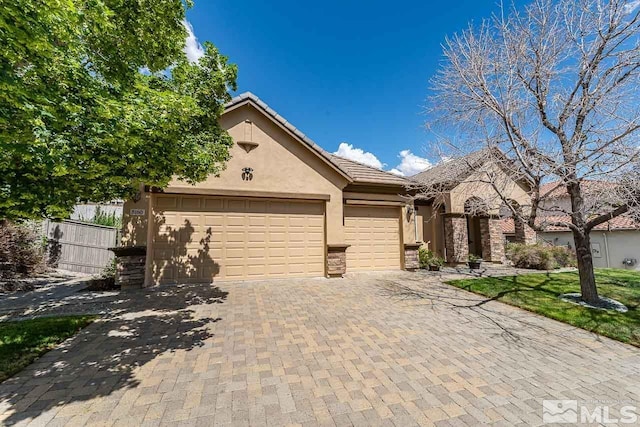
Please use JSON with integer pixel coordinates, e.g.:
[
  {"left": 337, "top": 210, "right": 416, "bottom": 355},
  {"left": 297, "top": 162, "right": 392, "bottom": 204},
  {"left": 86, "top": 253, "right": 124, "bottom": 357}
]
[
  {"left": 328, "top": 155, "right": 409, "bottom": 186},
  {"left": 539, "top": 180, "right": 615, "bottom": 199},
  {"left": 226, "top": 92, "right": 409, "bottom": 187},
  {"left": 501, "top": 218, "right": 516, "bottom": 234},
  {"left": 411, "top": 149, "right": 494, "bottom": 188},
  {"left": 501, "top": 214, "right": 640, "bottom": 233}
]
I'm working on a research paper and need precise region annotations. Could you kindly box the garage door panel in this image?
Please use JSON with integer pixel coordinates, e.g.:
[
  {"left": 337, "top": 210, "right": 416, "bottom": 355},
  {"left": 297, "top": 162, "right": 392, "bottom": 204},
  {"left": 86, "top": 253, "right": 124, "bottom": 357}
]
[
  {"left": 227, "top": 200, "right": 247, "bottom": 211},
  {"left": 152, "top": 196, "right": 325, "bottom": 283},
  {"left": 248, "top": 215, "right": 267, "bottom": 226},
  {"left": 247, "top": 200, "right": 268, "bottom": 212},
  {"left": 269, "top": 232, "right": 287, "bottom": 243},
  {"left": 203, "top": 199, "right": 224, "bottom": 210},
  {"left": 344, "top": 206, "right": 401, "bottom": 272},
  {"left": 156, "top": 196, "right": 178, "bottom": 208},
  {"left": 208, "top": 248, "right": 224, "bottom": 259},
  {"left": 225, "top": 215, "right": 246, "bottom": 227},
  {"left": 181, "top": 197, "right": 201, "bottom": 210}
]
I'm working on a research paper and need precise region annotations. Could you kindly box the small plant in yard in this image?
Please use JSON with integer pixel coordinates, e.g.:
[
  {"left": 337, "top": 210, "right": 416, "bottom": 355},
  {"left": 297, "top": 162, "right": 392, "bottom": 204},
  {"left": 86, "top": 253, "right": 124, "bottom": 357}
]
[
  {"left": 0, "top": 220, "right": 46, "bottom": 285},
  {"left": 428, "top": 255, "right": 445, "bottom": 271},
  {"left": 79, "top": 206, "right": 122, "bottom": 229},
  {"left": 506, "top": 243, "right": 576, "bottom": 270},
  {"left": 418, "top": 247, "right": 432, "bottom": 269},
  {"left": 418, "top": 247, "right": 445, "bottom": 270},
  {"left": 85, "top": 259, "right": 118, "bottom": 291},
  {"left": 468, "top": 254, "right": 483, "bottom": 269}
]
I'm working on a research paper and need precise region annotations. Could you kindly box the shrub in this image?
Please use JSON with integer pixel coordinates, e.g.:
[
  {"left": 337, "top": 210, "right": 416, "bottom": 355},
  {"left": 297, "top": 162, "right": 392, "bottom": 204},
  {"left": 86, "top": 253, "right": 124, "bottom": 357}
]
[
  {"left": 505, "top": 243, "right": 576, "bottom": 270},
  {"left": 549, "top": 245, "right": 578, "bottom": 268},
  {"left": 418, "top": 247, "right": 445, "bottom": 268},
  {"left": 418, "top": 247, "right": 432, "bottom": 269},
  {"left": 0, "top": 221, "right": 47, "bottom": 280},
  {"left": 468, "top": 253, "right": 482, "bottom": 263},
  {"left": 79, "top": 206, "right": 122, "bottom": 228}
]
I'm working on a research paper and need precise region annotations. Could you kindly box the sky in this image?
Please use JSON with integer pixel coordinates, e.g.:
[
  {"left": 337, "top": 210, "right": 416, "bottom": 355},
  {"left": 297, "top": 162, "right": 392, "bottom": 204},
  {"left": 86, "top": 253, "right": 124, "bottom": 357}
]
[{"left": 184, "top": 0, "right": 526, "bottom": 176}]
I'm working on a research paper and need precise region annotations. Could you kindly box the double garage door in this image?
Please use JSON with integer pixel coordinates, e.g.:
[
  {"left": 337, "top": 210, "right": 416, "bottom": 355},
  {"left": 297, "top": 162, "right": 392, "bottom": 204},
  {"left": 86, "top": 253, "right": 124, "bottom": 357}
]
[
  {"left": 152, "top": 195, "right": 325, "bottom": 283},
  {"left": 151, "top": 195, "right": 403, "bottom": 284}
]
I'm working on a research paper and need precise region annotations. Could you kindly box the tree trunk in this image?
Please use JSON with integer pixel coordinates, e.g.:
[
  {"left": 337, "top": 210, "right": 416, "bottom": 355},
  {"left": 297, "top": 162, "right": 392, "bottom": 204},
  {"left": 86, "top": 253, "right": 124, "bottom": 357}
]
[
  {"left": 566, "top": 181, "right": 600, "bottom": 304},
  {"left": 572, "top": 230, "right": 599, "bottom": 304}
]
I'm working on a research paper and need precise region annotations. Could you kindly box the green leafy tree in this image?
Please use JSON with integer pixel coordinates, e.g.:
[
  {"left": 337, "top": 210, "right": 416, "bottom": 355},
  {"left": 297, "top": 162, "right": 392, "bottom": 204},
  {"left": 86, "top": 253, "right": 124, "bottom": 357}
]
[{"left": 0, "top": 1, "right": 237, "bottom": 220}]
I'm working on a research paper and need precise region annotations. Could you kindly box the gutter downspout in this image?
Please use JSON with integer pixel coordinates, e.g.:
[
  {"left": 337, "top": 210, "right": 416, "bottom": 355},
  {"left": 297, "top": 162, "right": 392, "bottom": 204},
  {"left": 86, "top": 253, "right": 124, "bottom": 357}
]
[{"left": 602, "top": 232, "right": 611, "bottom": 268}]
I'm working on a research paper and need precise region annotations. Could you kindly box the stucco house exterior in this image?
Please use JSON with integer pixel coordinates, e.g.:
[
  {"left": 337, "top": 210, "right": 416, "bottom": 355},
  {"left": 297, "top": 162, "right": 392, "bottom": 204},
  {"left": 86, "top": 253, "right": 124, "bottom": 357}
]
[
  {"left": 122, "top": 93, "right": 421, "bottom": 286},
  {"left": 120, "top": 94, "right": 542, "bottom": 287},
  {"left": 502, "top": 181, "right": 640, "bottom": 271},
  {"left": 412, "top": 151, "right": 535, "bottom": 264}
]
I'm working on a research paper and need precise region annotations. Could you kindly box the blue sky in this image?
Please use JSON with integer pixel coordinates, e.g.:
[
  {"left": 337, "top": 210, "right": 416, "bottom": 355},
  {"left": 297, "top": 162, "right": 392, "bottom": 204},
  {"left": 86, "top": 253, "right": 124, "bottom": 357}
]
[{"left": 185, "top": 0, "right": 525, "bottom": 176}]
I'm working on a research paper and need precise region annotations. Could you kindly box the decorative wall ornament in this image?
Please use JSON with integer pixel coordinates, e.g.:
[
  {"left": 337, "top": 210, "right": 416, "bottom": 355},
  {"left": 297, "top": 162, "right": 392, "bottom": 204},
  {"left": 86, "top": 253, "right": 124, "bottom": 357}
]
[
  {"left": 237, "top": 141, "right": 259, "bottom": 153},
  {"left": 237, "top": 119, "right": 259, "bottom": 153},
  {"left": 242, "top": 167, "right": 254, "bottom": 181}
]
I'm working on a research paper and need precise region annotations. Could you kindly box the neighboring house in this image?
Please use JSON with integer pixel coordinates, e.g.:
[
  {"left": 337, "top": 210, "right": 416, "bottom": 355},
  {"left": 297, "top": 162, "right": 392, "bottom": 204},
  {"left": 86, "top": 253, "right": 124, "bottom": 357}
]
[
  {"left": 411, "top": 150, "right": 535, "bottom": 264},
  {"left": 504, "top": 181, "right": 640, "bottom": 271},
  {"left": 122, "top": 93, "right": 419, "bottom": 286}
]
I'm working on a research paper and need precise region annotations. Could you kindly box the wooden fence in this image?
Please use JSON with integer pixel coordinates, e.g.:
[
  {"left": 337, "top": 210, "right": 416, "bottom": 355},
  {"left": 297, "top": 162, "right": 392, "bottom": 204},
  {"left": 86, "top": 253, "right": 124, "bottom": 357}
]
[{"left": 44, "top": 219, "right": 119, "bottom": 275}]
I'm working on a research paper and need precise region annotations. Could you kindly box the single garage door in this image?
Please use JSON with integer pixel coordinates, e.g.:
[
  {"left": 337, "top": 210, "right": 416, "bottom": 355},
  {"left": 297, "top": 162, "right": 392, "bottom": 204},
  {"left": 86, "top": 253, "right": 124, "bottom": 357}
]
[
  {"left": 152, "top": 195, "right": 325, "bottom": 283},
  {"left": 344, "top": 205, "right": 401, "bottom": 271}
]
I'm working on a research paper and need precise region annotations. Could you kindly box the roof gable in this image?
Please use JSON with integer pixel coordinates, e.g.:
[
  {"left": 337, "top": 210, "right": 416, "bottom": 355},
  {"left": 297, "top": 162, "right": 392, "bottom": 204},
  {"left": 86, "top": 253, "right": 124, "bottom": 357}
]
[
  {"left": 224, "top": 93, "right": 410, "bottom": 188},
  {"left": 412, "top": 148, "right": 533, "bottom": 191},
  {"left": 225, "top": 92, "right": 352, "bottom": 182}
]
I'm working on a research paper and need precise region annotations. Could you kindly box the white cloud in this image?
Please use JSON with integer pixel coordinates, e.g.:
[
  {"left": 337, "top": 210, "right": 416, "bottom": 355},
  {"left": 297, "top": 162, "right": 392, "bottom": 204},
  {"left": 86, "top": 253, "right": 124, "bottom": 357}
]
[
  {"left": 333, "top": 142, "right": 384, "bottom": 169},
  {"left": 388, "top": 150, "right": 432, "bottom": 176},
  {"left": 183, "top": 20, "right": 205, "bottom": 63}
]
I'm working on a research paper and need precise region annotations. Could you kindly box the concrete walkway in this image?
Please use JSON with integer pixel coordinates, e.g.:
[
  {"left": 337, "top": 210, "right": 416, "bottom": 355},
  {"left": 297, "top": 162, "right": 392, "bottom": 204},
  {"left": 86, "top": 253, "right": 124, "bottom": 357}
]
[
  {"left": 0, "top": 271, "right": 638, "bottom": 426},
  {"left": 0, "top": 272, "right": 117, "bottom": 321}
]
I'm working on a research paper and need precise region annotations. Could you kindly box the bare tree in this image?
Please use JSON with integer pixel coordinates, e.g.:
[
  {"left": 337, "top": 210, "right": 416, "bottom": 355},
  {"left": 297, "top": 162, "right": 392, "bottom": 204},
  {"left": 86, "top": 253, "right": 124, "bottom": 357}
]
[{"left": 424, "top": 0, "right": 640, "bottom": 304}]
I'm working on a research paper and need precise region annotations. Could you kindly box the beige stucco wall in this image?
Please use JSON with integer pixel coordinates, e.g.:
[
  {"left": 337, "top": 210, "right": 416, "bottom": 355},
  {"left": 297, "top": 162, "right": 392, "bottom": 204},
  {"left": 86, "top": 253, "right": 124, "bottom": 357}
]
[
  {"left": 122, "top": 186, "right": 150, "bottom": 246},
  {"left": 540, "top": 230, "right": 640, "bottom": 271},
  {"left": 416, "top": 205, "right": 445, "bottom": 258},
  {"left": 402, "top": 205, "right": 417, "bottom": 245},
  {"left": 448, "top": 163, "right": 530, "bottom": 215},
  {"left": 123, "top": 103, "right": 351, "bottom": 246},
  {"left": 538, "top": 196, "right": 572, "bottom": 216}
]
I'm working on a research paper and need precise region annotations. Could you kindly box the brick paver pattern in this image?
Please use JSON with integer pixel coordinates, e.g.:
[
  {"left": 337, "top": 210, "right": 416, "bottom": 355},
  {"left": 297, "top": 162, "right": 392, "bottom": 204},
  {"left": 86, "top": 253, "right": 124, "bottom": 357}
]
[{"left": 0, "top": 271, "right": 638, "bottom": 426}]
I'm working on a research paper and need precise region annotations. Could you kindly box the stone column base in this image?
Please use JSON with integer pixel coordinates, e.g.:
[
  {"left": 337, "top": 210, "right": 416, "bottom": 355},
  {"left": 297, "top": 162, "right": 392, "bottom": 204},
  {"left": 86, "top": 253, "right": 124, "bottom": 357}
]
[
  {"left": 404, "top": 243, "right": 422, "bottom": 271},
  {"left": 443, "top": 215, "right": 469, "bottom": 263},
  {"left": 327, "top": 244, "right": 349, "bottom": 277},
  {"left": 479, "top": 218, "right": 505, "bottom": 263},
  {"left": 110, "top": 246, "right": 147, "bottom": 290}
]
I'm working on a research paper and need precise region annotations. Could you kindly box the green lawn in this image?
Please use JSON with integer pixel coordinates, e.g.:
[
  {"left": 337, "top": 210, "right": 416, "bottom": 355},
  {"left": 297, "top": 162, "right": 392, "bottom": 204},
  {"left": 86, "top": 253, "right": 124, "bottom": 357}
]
[
  {"left": 448, "top": 269, "right": 640, "bottom": 347},
  {"left": 0, "top": 315, "right": 96, "bottom": 382}
]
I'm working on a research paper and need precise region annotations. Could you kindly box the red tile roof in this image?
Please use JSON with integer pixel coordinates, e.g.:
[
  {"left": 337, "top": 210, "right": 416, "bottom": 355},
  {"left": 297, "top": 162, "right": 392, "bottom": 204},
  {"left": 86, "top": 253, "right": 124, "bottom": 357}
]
[
  {"left": 501, "top": 214, "right": 640, "bottom": 234},
  {"left": 539, "top": 180, "right": 615, "bottom": 199}
]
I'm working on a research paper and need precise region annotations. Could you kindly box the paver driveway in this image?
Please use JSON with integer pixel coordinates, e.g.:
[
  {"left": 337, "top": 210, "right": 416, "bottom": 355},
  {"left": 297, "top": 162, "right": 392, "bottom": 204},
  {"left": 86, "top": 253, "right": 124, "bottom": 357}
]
[{"left": 1, "top": 271, "right": 638, "bottom": 426}]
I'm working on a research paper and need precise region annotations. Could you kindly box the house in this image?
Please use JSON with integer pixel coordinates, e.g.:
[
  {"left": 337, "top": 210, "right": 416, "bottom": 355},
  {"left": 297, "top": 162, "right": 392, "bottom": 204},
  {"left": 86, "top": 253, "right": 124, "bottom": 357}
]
[
  {"left": 122, "top": 93, "right": 420, "bottom": 286},
  {"left": 412, "top": 150, "right": 535, "bottom": 263},
  {"left": 503, "top": 181, "right": 640, "bottom": 271}
]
